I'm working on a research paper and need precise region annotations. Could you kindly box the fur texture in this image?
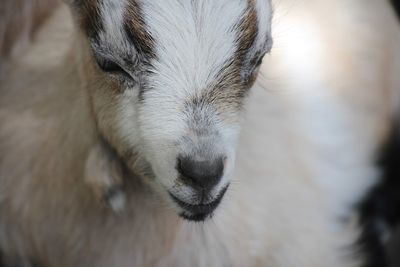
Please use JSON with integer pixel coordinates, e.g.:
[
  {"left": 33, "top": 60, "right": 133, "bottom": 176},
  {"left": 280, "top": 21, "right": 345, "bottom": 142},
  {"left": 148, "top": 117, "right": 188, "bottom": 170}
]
[
  {"left": 0, "top": 0, "right": 60, "bottom": 61},
  {"left": 0, "top": 0, "right": 400, "bottom": 267}
]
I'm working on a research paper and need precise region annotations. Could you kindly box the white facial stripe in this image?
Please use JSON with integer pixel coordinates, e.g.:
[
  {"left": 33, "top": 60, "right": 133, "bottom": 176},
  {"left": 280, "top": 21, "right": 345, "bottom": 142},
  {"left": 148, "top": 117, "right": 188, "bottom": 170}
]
[{"left": 140, "top": 0, "right": 247, "bottom": 97}]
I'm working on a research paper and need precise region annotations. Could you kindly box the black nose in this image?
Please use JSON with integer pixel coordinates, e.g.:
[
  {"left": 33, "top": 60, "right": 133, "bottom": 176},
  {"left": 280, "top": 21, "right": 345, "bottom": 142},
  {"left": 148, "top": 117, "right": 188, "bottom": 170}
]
[{"left": 177, "top": 156, "right": 224, "bottom": 190}]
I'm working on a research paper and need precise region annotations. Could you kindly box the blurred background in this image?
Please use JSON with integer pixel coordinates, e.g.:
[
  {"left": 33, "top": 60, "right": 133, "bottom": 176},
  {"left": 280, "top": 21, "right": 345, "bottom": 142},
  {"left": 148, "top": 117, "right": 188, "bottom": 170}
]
[{"left": 0, "top": 0, "right": 399, "bottom": 266}]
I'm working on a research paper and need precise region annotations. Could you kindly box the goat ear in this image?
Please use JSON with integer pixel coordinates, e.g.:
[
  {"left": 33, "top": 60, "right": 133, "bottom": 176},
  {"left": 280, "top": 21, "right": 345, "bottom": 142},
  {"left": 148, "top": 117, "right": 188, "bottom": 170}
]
[{"left": 85, "top": 142, "right": 126, "bottom": 213}]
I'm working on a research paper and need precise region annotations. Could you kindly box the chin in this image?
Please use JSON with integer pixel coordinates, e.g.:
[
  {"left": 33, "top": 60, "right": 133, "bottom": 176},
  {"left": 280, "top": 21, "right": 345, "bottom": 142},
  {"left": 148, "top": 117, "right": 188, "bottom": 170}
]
[{"left": 169, "top": 184, "right": 229, "bottom": 222}]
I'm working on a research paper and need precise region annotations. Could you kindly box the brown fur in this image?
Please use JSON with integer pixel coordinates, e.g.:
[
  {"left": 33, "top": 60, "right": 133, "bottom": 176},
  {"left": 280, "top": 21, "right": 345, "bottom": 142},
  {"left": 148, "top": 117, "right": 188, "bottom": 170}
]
[
  {"left": 74, "top": 0, "right": 103, "bottom": 38},
  {"left": 238, "top": 0, "right": 259, "bottom": 57},
  {"left": 124, "top": 1, "right": 156, "bottom": 59},
  {"left": 196, "top": 1, "right": 262, "bottom": 118}
]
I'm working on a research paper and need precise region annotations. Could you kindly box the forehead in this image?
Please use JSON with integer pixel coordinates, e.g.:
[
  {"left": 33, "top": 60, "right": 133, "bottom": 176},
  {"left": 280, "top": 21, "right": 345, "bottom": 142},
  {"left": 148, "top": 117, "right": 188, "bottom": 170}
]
[
  {"left": 81, "top": 0, "right": 271, "bottom": 53},
  {"left": 139, "top": 0, "right": 253, "bottom": 90},
  {"left": 79, "top": 0, "right": 272, "bottom": 90}
]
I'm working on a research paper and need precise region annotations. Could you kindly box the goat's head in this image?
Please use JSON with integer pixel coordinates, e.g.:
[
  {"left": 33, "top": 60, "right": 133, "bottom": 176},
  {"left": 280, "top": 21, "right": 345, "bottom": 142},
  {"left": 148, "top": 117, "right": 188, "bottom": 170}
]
[{"left": 68, "top": 0, "right": 272, "bottom": 221}]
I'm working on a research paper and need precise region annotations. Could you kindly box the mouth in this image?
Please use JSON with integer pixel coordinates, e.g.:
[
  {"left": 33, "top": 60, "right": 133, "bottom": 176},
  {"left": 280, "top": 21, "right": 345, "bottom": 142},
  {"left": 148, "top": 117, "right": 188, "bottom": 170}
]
[{"left": 169, "top": 185, "right": 229, "bottom": 222}]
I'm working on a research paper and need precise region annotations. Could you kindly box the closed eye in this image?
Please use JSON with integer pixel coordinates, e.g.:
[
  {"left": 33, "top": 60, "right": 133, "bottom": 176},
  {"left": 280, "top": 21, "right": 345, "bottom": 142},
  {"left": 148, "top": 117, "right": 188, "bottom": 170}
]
[
  {"left": 255, "top": 53, "right": 266, "bottom": 68},
  {"left": 96, "top": 58, "right": 133, "bottom": 80}
]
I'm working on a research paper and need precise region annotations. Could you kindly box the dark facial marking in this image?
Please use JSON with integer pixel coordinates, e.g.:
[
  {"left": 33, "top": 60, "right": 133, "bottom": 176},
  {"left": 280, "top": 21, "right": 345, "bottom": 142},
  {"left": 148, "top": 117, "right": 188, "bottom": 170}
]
[
  {"left": 124, "top": 1, "right": 155, "bottom": 60},
  {"left": 237, "top": 0, "right": 259, "bottom": 61},
  {"left": 71, "top": 0, "right": 104, "bottom": 40},
  {"left": 121, "top": 1, "right": 157, "bottom": 100},
  {"left": 189, "top": 1, "right": 260, "bottom": 114},
  {"left": 237, "top": 0, "right": 266, "bottom": 88}
]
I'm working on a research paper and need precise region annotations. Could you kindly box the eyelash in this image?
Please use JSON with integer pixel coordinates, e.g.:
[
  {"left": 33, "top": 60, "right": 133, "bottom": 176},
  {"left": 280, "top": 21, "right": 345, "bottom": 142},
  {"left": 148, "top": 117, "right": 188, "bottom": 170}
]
[
  {"left": 95, "top": 53, "right": 265, "bottom": 85},
  {"left": 96, "top": 58, "right": 133, "bottom": 80},
  {"left": 255, "top": 56, "right": 263, "bottom": 67},
  {"left": 255, "top": 51, "right": 267, "bottom": 68}
]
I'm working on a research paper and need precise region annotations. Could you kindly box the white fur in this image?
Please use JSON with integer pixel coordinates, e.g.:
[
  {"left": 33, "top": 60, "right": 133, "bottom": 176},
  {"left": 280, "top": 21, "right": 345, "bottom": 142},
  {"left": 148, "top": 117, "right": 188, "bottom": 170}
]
[
  {"left": 140, "top": 1, "right": 244, "bottom": 207},
  {"left": 0, "top": 0, "right": 400, "bottom": 266},
  {"left": 104, "top": 0, "right": 270, "bottom": 206}
]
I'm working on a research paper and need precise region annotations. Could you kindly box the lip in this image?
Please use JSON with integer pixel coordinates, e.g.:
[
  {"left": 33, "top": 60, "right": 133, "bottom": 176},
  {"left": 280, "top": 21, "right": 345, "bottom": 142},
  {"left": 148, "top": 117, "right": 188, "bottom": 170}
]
[{"left": 169, "top": 185, "right": 229, "bottom": 222}]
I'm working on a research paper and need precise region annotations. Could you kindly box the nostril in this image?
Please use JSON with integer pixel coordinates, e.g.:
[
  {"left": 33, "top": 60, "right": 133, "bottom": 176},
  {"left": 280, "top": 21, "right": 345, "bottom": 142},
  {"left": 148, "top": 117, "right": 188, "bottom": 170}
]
[{"left": 177, "top": 156, "right": 224, "bottom": 189}]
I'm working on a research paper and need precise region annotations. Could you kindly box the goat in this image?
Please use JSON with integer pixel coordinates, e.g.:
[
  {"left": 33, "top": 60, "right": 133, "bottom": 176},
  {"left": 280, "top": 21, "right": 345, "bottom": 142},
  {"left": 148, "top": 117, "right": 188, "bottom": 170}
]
[{"left": 0, "top": 0, "right": 399, "bottom": 266}]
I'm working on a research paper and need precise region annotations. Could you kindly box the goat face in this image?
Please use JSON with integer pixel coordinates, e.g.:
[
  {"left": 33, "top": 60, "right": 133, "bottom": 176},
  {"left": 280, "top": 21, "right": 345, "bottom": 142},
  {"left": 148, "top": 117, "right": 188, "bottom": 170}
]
[{"left": 69, "top": 0, "right": 272, "bottom": 221}]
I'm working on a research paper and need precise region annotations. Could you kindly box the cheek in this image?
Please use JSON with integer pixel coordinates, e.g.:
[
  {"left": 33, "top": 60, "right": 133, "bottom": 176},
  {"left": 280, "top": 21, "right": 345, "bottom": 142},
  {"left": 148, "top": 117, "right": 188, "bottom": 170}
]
[
  {"left": 92, "top": 87, "right": 142, "bottom": 158},
  {"left": 219, "top": 124, "right": 241, "bottom": 164},
  {"left": 138, "top": 94, "right": 187, "bottom": 144},
  {"left": 136, "top": 100, "right": 187, "bottom": 186},
  {"left": 114, "top": 92, "right": 141, "bottom": 143},
  {"left": 148, "top": 152, "right": 179, "bottom": 189}
]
